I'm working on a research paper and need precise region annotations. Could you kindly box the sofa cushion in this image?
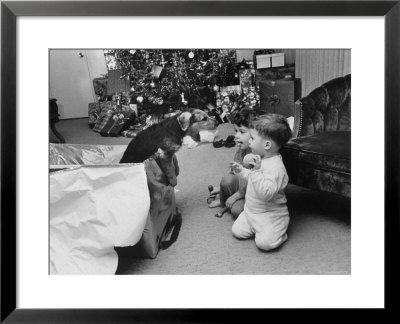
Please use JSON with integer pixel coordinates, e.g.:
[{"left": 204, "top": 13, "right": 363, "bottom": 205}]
[
  {"left": 281, "top": 131, "right": 350, "bottom": 174},
  {"left": 281, "top": 131, "right": 351, "bottom": 197}
]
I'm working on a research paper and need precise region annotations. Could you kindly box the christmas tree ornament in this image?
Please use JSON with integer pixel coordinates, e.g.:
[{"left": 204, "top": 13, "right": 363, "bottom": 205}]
[
  {"left": 151, "top": 65, "right": 163, "bottom": 78},
  {"left": 188, "top": 51, "right": 194, "bottom": 59},
  {"left": 213, "top": 85, "right": 219, "bottom": 92},
  {"left": 137, "top": 96, "right": 144, "bottom": 103}
]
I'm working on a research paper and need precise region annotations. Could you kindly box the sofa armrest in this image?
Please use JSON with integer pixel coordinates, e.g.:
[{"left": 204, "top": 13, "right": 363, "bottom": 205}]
[{"left": 292, "top": 75, "right": 351, "bottom": 138}]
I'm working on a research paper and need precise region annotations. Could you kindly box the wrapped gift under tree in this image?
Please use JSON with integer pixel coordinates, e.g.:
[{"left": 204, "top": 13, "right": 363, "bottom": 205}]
[
  {"left": 213, "top": 85, "right": 241, "bottom": 123},
  {"left": 88, "top": 102, "right": 101, "bottom": 129},
  {"left": 121, "top": 113, "right": 160, "bottom": 138},
  {"left": 99, "top": 99, "right": 137, "bottom": 137},
  {"left": 93, "top": 101, "right": 113, "bottom": 133},
  {"left": 239, "top": 86, "right": 260, "bottom": 110},
  {"left": 93, "top": 76, "right": 109, "bottom": 101},
  {"left": 212, "top": 84, "right": 261, "bottom": 123},
  {"left": 106, "top": 69, "right": 131, "bottom": 96},
  {"left": 239, "top": 69, "right": 256, "bottom": 89}
]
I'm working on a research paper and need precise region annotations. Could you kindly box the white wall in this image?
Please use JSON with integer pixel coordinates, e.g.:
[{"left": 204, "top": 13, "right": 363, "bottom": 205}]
[
  {"left": 86, "top": 50, "right": 108, "bottom": 81},
  {"left": 295, "top": 49, "right": 351, "bottom": 96},
  {"left": 236, "top": 49, "right": 255, "bottom": 62},
  {"left": 49, "top": 49, "right": 107, "bottom": 119}
]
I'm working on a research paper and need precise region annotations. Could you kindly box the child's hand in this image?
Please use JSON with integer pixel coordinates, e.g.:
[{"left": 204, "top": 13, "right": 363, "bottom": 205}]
[
  {"left": 225, "top": 195, "right": 237, "bottom": 209},
  {"left": 229, "top": 161, "right": 243, "bottom": 174}
]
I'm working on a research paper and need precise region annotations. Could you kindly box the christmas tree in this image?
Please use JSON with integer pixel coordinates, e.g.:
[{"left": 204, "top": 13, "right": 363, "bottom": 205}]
[{"left": 104, "top": 49, "right": 239, "bottom": 109}]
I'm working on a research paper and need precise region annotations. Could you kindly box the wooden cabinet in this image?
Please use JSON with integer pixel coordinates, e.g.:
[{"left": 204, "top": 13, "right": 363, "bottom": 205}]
[{"left": 259, "top": 79, "right": 301, "bottom": 117}]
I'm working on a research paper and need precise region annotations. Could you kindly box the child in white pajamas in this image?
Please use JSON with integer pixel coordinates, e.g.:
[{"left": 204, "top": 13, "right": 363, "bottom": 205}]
[{"left": 230, "top": 114, "right": 292, "bottom": 251}]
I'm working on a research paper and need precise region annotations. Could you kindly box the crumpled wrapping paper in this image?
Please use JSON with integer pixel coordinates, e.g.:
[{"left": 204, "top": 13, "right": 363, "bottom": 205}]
[
  {"left": 199, "top": 129, "right": 218, "bottom": 143},
  {"left": 49, "top": 144, "right": 150, "bottom": 274},
  {"left": 49, "top": 143, "right": 127, "bottom": 166}
]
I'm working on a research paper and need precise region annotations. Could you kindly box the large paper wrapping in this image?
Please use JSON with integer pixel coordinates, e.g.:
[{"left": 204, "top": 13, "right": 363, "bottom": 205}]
[
  {"left": 49, "top": 143, "right": 127, "bottom": 166},
  {"left": 49, "top": 144, "right": 150, "bottom": 274}
]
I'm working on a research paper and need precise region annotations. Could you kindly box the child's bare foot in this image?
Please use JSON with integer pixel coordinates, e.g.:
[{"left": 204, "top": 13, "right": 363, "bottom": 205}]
[
  {"left": 210, "top": 187, "right": 220, "bottom": 196},
  {"left": 208, "top": 198, "right": 222, "bottom": 208},
  {"left": 215, "top": 206, "right": 228, "bottom": 218}
]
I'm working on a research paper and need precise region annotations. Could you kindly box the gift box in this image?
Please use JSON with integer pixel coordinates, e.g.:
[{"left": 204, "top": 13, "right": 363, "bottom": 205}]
[
  {"left": 121, "top": 115, "right": 153, "bottom": 138},
  {"left": 121, "top": 128, "right": 142, "bottom": 138},
  {"left": 239, "top": 69, "right": 255, "bottom": 89},
  {"left": 259, "top": 79, "right": 300, "bottom": 117},
  {"left": 88, "top": 102, "right": 101, "bottom": 129},
  {"left": 99, "top": 113, "right": 121, "bottom": 137},
  {"left": 93, "top": 101, "right": 113, "bottom": 132},
  {"left": 116, "top": 156, "right": 181, "bottom": 259},
  {"left": 255, "top": 53, "right": 285, "bottom": 69},
  {"left": 100, "top": 105, "right": 136, "bottom": 137},
  {"left": 214, "top": 87, "right": 242, "bottom": 123},
  {"left": 49, "top": 144, "right": 150, "bottom": 274},
  {"left": 239, "top": 86, "right": 260, "bottom": 109},
  {"left": 106, "top": 69, "right": 130, "bottom": 95},
  {"left": 49, "top": 143, "right": 182, "bottom": 274},
  {"left": 93, "top": 76, "right": 108, "bottom": 101}
]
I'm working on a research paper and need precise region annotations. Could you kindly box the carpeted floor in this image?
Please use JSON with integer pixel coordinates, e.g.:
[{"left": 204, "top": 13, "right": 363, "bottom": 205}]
[{"left": 51, "top": 118, "right": 351, "bottom": 275}]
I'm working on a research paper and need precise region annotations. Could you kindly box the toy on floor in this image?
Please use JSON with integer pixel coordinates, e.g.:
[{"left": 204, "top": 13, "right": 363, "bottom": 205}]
[
  {"left": 207, "top": 185, "right": 217, "bottom": 204},
  {"left": 212, "top": 135, "right": 236, "bottom": 148},
  {"left": 206, "top": 184, "right": 229, "bottom": 218}
]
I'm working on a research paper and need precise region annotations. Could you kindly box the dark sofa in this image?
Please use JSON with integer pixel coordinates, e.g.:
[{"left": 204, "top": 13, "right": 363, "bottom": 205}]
[{"left": 281, "top": 74, "right": 351, "bottom": 197}]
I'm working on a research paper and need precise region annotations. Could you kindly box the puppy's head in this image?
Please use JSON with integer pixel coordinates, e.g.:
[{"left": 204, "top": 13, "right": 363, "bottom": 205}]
[
  {"left": 186, "top": 109, "right": 219, "bottom": 141},
  {"left": 177, "top": 108, "right": 215, "bottom": 132}
]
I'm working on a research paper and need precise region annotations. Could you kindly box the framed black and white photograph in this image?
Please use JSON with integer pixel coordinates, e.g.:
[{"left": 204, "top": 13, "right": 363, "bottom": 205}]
[{"left": 1, "top": 0, "right": 399, "bottom": 322}]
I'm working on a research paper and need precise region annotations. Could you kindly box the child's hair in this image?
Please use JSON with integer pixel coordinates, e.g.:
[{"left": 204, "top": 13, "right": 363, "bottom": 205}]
[
  {"left": 232, "top": 108, "right": 265, "bottom": 128},
  {"left": 250, "top": 114, "right": 292, "bottom": 147}
]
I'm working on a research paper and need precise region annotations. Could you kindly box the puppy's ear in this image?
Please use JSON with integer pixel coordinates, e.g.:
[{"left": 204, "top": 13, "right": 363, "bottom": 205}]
[{"left": 177, "top": 111, "right": 192, "bottom": 131}]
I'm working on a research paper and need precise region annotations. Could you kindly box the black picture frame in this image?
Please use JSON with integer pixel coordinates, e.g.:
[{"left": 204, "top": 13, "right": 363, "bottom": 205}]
[{"left": 1, "top": 0, "right": 399, "bottom": 322}]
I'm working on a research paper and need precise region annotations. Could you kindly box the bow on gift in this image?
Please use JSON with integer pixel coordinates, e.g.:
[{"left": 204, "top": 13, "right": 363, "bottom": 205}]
[{"left": 268, "top": 94, "right": 280, "bottom": 105}]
